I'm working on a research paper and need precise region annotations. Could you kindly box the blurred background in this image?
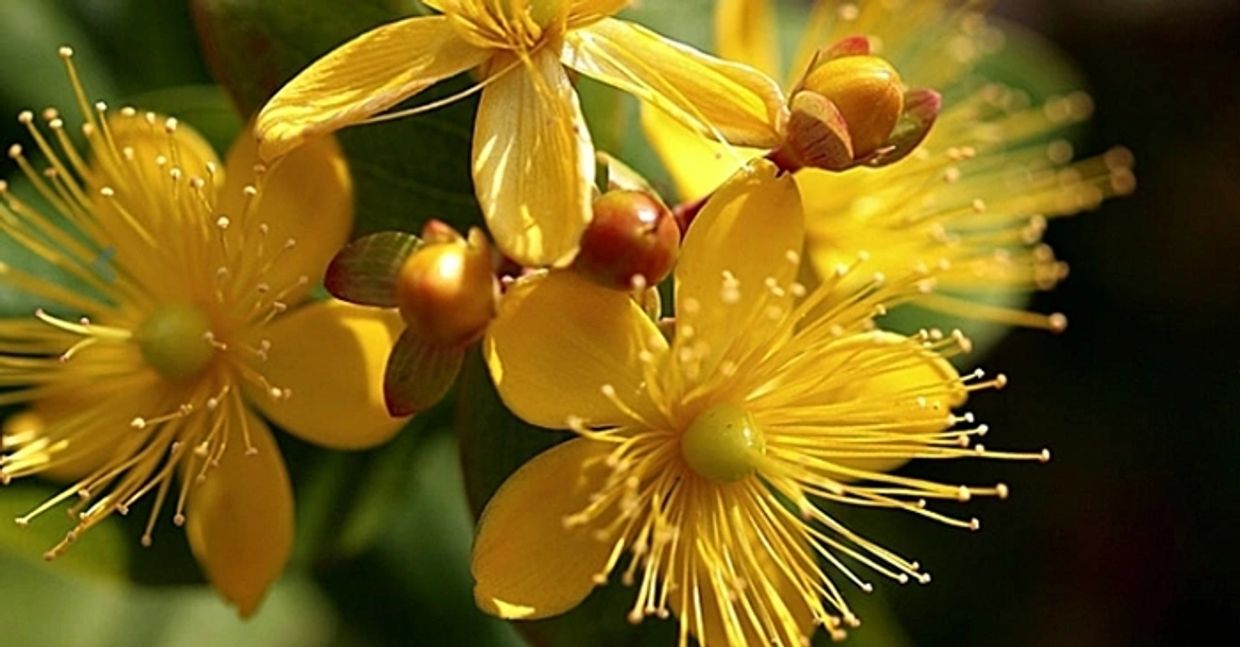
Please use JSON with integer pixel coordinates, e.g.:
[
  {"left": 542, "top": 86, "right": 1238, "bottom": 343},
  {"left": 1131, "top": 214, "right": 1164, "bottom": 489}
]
[{"left": 0, "top": 1, "right": 1237, "bottom": 645}]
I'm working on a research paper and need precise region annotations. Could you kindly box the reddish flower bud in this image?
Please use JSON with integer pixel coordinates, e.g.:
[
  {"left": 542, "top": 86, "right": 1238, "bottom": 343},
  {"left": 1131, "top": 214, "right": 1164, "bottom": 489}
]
[
  {"left": 574, "top": 190, "right": 680, "bottom": 290},
  {"left": 800, "top": 54, "right": 905, "bottom": 158},
  {"left": 771, "top": 42, "right": 940, "bottom": 173},
  {"left": 395, "top": 229, "right": 498, "bottom": 347}
]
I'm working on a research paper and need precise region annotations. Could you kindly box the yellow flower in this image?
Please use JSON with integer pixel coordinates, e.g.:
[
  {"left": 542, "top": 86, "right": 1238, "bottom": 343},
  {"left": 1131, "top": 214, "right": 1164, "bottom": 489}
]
[
  {"left": 471, "top": 160, "right": 1046, "bottom": 644},
  {"left": 645, "top": 0, "right": 1135, "bottom": 331},
  {"left": 256, "top": 0, "right": 786, "bottom": 268},
  {"left": 0, "top": 49, "right": 404, "bottom": 615}
]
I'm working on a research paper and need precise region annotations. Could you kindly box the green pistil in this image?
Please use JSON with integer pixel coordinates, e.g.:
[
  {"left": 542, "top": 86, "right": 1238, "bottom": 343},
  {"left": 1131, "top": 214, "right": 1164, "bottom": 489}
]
[
  {"left": 680, "top": 402, "right": 766, "bottom": 482},
  {"left": 137, "top": 304, "right": 214, "bottom": 381}
]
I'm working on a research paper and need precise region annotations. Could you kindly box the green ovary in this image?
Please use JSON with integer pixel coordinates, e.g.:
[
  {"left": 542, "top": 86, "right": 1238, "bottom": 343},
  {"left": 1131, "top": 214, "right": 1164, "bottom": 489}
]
[
  {"left": 137, "top": 304, "right": 215, "bottom": 381},
  {"left": 680, "top": 402, "right": 766, "bottom": 482}
]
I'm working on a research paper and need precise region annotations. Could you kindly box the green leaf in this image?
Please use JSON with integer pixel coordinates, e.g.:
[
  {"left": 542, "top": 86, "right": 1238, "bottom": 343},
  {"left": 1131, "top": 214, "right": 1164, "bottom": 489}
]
[
  {"left": 192, "top": 0, "right": 482, "bottom": 238},
  {"left": 0, "top": 482, "right": 130, "bottom": 582},
  {"left": 317, "top": 433, "right": 526, "bottom": 647},
  {"left": 0, "top": 1, "right": 118, "bottom": 113}
]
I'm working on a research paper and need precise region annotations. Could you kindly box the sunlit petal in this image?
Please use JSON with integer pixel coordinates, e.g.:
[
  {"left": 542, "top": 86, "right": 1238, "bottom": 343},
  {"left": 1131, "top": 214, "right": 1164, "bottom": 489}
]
[
  {"left": 473, "top": 50, "right": 594, "bottom": 267},
  {"left": 563, "top": 18, "right": 785, "bottom": 148},
  {"left": 472, "top": 438, "right": 614, "bottom": 619},
  {"left": 219, "top": 127, "right": 353, "bottom": 306},
  {"left": 675, "top": 159, "right": 803, "bottom": 375},
  {"left": 484, "top": 271, "right": 666, "bottom": 430},
  {"left": 250, "top": 300, "right": 408, "bottom": 450},
  {"left": 256, "top": 16, "right": 490, "bottom": 160}
]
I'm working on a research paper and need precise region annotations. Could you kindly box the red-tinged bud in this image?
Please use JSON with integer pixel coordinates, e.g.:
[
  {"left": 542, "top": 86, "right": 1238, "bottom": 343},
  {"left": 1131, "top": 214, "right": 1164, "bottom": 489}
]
[
  {"left": 773, "top": 41, "right": 941, "bottom": 173},
  {"left": 801, "top": 54, "right": 904, "bottom": 158},
  {"left": 575, "top": 190, "right": 680, "bottom": 291},
  {"left": 395, "top": 229, "right": 498, "bottom": 347}
]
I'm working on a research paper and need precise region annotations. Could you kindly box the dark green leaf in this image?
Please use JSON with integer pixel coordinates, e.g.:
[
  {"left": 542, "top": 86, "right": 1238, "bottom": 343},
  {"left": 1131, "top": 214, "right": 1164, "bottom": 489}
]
[{"left": 0, "top": 482, "right": 130, "bottom": 582}]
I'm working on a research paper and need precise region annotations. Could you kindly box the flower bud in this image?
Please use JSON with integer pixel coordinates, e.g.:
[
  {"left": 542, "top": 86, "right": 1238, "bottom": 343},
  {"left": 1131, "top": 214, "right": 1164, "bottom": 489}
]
[
  {"left": 801, "top": 54, "right": 904, "bottom": 158},
  {"left": 574, "top": 190, "right": 680, "bottom": 290},
  {"left": 395, "top": 229, "right": 497, "bottom": 347}
]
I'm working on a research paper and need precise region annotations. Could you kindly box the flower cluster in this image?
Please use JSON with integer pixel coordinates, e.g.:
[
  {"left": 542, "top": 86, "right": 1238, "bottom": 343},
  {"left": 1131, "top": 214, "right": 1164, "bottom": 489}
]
[{"left": 0, "top": 0, "right": 1132, "bottom": 643}]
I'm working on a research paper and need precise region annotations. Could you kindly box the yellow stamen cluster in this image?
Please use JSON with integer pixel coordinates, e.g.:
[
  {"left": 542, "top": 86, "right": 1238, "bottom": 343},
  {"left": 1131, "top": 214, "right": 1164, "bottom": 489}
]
[
  {"left": 556, "top": 252, "right": 1045, "bottom": 644},
  {"left": 0, "top": 48, "right": 300, "bottom": 556},
  {"left": 440, "top": 0, "right": 569, "bottom": 51}
]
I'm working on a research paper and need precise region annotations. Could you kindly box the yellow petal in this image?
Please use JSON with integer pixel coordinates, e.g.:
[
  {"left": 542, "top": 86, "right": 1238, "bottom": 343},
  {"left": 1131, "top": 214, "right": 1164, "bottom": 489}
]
[
  {"left": 472, "top": 437, "right": 613, "bottom": 619},
  {"left": 715, "top": 0, "right": 779, "bottom": 77},
  {"left": 639, "top": 103, "right": 758, "bottom": 202},
  {"left": 256, "top": 16, "right": 490, "bottom": 160},
  {"left": 186, "top": 410, "right": 292, "bottom": 617},
  {"left": 100, "top": 112, "right": 223, "bottom": 192},
  {"left": 813, "top": 331, "right": 965, "bottom": 476},
  {"left": 675, "top": 159, "right": 803, "bottom": 375},
  {"left": 484, "top": 271, "right": 666, "bottom": 429},
  {"left": 562, "top": 18, "right": 786, "bottom": 149},
  {"left": 90, "top": 113, "right": 222, "bottom": 258},
  {"left": 473, "top": 51, "right": 595, "bottom": 267},
  {"left": 249, "top": 300, "right": 408, "bottom": 450},
  {"left": 218, "top": 125, "right": 354, "bottom": 306},
  {"left": 567, "top": 0, "right": 628, "bottom": 27}
]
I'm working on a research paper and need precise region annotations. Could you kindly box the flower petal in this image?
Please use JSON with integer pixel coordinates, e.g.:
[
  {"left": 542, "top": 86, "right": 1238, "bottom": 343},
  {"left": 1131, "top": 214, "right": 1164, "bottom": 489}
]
[
  {"left": 249, "top": 300, "right": 408, "bottom": 450},
  {"left": 567, "top": 0, "right": 628, "bottom": 27},
  {"left": 101, "top": 112, "right": 223, "bottom": 191},
  {"left": 256, "top": 16, "right": 490, "bottom": 160},
  {"left": 639, "top": 103, "right": 757, "bottom": 202},
  {"left": 473, "top": 51, "right": 595, "bottom": 267},
  {"left": 776, "top": 331, "right": 965, "bottom": 476},
  {"left": 219, "top": 127, "right": 354, "bottom": 305},
  {"left": 90, "top": 114, "right": 222, "bottom": 256},
  {"left": 186, "top": 410, "right": 292, "bottom": 618},
  {"left": 675, "top": 159, "right": 803, "bottom": 375},
  {"left": 484, "top": 271, "right": 666, "bottom": 430},
  {"left": 715, "top": 0, "right": 779, "bottom": 77},
  {"left": 562, "top": 18, "right": 786, "bottom": 148},
  {"left": 472, "top": 437, "right": 613, "bottom": 619}
]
